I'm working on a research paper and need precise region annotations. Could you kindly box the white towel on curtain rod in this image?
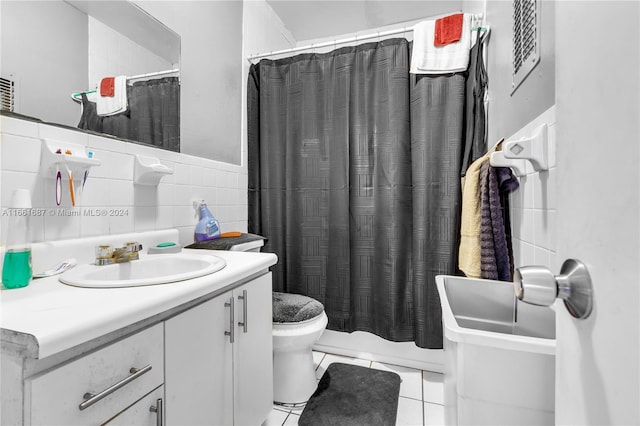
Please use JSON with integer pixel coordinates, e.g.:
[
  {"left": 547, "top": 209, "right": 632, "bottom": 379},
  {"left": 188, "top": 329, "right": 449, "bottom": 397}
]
[{"left": 410, "top": 13, "right": 473, "bottom": 74}]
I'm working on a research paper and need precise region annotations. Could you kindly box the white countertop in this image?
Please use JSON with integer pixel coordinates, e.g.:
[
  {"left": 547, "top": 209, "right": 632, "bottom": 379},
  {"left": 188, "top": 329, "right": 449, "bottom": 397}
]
[{"left": 0, "top": 249, "right": 277, "bottom": 360}]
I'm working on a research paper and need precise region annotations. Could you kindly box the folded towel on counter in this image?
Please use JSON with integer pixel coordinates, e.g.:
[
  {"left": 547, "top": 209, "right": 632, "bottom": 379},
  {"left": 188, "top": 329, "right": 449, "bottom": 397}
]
[
  {"left": 97, "top": 75, "right": 127, "bottom": 116},
  {"left": 479, "top": 162, "right": 519, "bottom": 281},
  {"left": 458, "top": 154, "right": 489, "bottom": 278},
  {"left": 434, "top": 13, "right": 464, "bottom": 46},
  {"left": 410, "top": 13, "right": 472, "bottom": 74},
  {"left": 185, "top": 232, "right": 266, "bottom": 251}
]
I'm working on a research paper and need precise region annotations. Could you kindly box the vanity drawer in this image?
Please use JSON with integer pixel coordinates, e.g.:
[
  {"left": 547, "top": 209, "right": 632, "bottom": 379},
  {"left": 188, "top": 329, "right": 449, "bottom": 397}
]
[
  {"left": 106, "top": 385, "right": 164, "bottom": 426},
  {"left": 27, "top": 323, "right": 164, "bottom": 426}
]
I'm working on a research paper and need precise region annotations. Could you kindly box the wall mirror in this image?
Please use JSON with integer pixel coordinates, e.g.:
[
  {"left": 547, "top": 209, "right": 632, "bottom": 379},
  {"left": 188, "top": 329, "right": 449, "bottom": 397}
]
[{"left": 0, "top": 0, "right": 181, "bottom": 152}]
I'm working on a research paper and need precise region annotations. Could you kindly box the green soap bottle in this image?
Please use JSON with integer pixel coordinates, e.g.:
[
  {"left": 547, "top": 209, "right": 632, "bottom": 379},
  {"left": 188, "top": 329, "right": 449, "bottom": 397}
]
[{"left": 2, "top": 189, "right": 32, "bottom": 289}]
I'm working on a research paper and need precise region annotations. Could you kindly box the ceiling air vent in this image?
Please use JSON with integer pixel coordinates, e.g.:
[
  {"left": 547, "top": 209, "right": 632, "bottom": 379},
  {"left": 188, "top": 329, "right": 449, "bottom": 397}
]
[
  {"left": 512, "top": 0, "right": 540, "bottom": 93},
  {"left": 1, "top": 76, "right": 15, "bottom": 112}
]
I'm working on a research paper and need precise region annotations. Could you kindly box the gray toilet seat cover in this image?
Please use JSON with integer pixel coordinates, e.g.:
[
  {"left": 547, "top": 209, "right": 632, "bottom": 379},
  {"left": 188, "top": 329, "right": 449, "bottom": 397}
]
[{"left": 272, "top": 291, "right": 325, "bottom": 323}]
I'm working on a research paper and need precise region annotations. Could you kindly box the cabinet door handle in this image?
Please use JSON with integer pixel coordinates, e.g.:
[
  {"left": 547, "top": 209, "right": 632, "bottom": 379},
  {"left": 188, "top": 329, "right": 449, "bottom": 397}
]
[
  {"left": 224, "top": 297, "right": 235, "bottom": 343},
  {"left": 150, "top": 398, "right": 163, "bottom": 426},
  {"left": 79, "top": 364, "right": 152, "bottom": 410},
  {"left": 238, "top": 289, "right": 248, "bottom": 333}
]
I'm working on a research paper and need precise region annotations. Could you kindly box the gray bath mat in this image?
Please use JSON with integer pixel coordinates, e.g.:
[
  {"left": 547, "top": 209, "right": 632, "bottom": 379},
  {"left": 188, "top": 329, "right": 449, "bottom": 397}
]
[{"left": 299, "top": 362, "right": 401, "bottom": 426}]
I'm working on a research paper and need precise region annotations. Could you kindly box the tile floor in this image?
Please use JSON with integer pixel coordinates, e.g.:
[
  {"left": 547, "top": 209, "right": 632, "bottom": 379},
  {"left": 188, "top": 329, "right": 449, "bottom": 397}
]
[{"left": 262, "top": 351, "right": 445, "bottom": 426}]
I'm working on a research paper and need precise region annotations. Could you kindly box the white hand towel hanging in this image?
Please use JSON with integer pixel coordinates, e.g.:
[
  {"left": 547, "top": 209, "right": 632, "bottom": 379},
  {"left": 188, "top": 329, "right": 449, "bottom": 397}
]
[
  {"left": 96, "top": 75, "right": 128, "bottom": 116},
  {"left": 410, "top": 14, "right": 472, "bottom": 74}
]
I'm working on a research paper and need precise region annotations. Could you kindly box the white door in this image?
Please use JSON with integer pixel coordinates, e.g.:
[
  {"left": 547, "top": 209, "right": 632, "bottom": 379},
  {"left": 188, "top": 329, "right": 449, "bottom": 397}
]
[{"left": 555, "top": 2, "right": 639, "bottom": 425}]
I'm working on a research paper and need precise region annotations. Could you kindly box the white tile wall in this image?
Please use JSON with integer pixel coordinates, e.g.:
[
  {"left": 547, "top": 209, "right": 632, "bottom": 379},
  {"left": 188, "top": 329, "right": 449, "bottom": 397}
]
[
  {"left": 0, "top": 116, "right": 248, "bottom": 247},
  {"left": 508, "top": 105, "right": 558, "bottom": 271}
]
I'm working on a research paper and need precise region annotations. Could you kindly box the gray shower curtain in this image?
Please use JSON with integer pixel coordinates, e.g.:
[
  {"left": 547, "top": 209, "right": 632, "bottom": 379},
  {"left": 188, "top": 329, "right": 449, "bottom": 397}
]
[{"left": 248, "top": 38, "right": 466, "bottom": 348}]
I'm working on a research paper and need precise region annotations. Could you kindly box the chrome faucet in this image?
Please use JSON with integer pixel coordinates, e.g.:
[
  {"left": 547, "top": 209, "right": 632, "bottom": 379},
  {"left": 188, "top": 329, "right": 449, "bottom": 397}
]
[{"left": 95, "top": 242, "right": 143, "bottom": 265}]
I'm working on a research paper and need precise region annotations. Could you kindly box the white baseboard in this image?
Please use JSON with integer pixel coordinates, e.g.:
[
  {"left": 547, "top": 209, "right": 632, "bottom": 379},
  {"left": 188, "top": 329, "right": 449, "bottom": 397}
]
[{"left": 313, "top": 329, "right": 444, "bottom": 373}]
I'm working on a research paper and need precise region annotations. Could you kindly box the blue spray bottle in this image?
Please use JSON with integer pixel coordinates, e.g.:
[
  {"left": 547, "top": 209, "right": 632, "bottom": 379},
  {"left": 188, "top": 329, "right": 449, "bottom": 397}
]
[{"left": 195, "top": 200, "right": 221, "bottom": 241}]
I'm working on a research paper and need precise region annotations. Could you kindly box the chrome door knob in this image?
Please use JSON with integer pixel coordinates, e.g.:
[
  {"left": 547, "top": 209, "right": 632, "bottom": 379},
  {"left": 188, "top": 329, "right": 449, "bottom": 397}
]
[
  {"left": 514, "top": 259, "right": 593, "bottom": 319},
  {"left": 513, "top": 265, "right": 557, "bottom": 306}
]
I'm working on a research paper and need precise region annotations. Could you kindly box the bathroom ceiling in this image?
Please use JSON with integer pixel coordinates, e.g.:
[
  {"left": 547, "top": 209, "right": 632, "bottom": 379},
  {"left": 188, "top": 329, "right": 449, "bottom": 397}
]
[{"left": 265, "top": 0, "right": 462, "bottom": 42}]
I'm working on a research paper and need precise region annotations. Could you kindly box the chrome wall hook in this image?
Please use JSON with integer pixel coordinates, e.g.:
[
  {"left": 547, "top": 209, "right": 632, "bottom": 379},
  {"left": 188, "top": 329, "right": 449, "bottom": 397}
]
[{"left": 514, "top": 259, "right": 593, "bottom": 319}]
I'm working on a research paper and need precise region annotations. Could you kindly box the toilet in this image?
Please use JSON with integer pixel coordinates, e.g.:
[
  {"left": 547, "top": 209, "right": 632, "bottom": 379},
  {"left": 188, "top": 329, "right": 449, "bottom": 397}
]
[
  {"left": 272, "top": 292, "right": 328, "bottom": 404},
  {"left": 224, "top": 235, "right": 328, "bottom": 405}
]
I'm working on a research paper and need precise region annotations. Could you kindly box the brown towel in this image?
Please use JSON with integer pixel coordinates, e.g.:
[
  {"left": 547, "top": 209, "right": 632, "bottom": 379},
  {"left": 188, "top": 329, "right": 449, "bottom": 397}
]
[{"left": 458, "top": 155, "right": 489, "bottom": 277}]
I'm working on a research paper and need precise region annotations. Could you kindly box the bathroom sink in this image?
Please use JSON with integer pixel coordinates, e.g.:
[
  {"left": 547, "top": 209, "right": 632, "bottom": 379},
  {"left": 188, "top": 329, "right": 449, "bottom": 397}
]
[{"left": 59, "top": 253, "right": 226, "bottom": 288}]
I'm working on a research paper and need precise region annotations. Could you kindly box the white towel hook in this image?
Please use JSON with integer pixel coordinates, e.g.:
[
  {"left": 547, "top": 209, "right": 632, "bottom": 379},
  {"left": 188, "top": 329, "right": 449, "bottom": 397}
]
[{"left": 490, "top": 123, "right": 550, "bottom": 176}]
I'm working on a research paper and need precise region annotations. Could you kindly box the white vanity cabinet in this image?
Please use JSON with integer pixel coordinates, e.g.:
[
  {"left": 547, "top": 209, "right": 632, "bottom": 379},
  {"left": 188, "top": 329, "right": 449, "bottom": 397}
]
[
  {"left": 26, "top": 323, "right": 164, "bottom": 425},
  {"left": 1, "top": 237, "right": 277, "bottom": 426},
  {"left": 165, "top": 273, "right": 273, "bottom": 426},
  {"left": 232, "top": 273, "right": 273, "bottom": 425},
  {"left": 165, "top": 289, "right": 234, "bottom": 425}
]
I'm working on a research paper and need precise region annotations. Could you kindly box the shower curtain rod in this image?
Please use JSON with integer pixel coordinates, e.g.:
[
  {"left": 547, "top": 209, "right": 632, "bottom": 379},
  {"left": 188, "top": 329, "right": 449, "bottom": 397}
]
[
  {"left": 247, "top": 27, "right": 413, "bottom": 62},
  {"left": 247, "top": 13, "right": 483, "bottom": 62},
  {"left": 127, "top": 68, "right": 180, "bottom": 81}
]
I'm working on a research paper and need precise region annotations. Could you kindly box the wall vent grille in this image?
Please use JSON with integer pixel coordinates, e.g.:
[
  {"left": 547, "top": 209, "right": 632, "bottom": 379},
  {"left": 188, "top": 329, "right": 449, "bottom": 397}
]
[
  {"left": 512, "top": 0, "right": 541, "bottom": 93},
  {"left": 1, "top": 77, "right": 15, "bottom": 112}
]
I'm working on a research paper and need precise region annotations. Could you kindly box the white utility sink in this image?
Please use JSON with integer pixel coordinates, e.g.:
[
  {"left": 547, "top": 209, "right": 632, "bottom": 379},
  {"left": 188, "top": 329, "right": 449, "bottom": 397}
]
[{"left": 59, "top": 253, "right": 226, "bottom": 288}]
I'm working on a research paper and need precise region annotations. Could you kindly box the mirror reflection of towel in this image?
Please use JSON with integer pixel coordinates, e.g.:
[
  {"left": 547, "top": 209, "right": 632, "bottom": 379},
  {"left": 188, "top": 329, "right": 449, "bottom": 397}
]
[
  {"left": 97, "top": 76, "right": 127, "bottom": 116},
  {"left": 100, "top": 77, "right": 115, "bottom": 97}
]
